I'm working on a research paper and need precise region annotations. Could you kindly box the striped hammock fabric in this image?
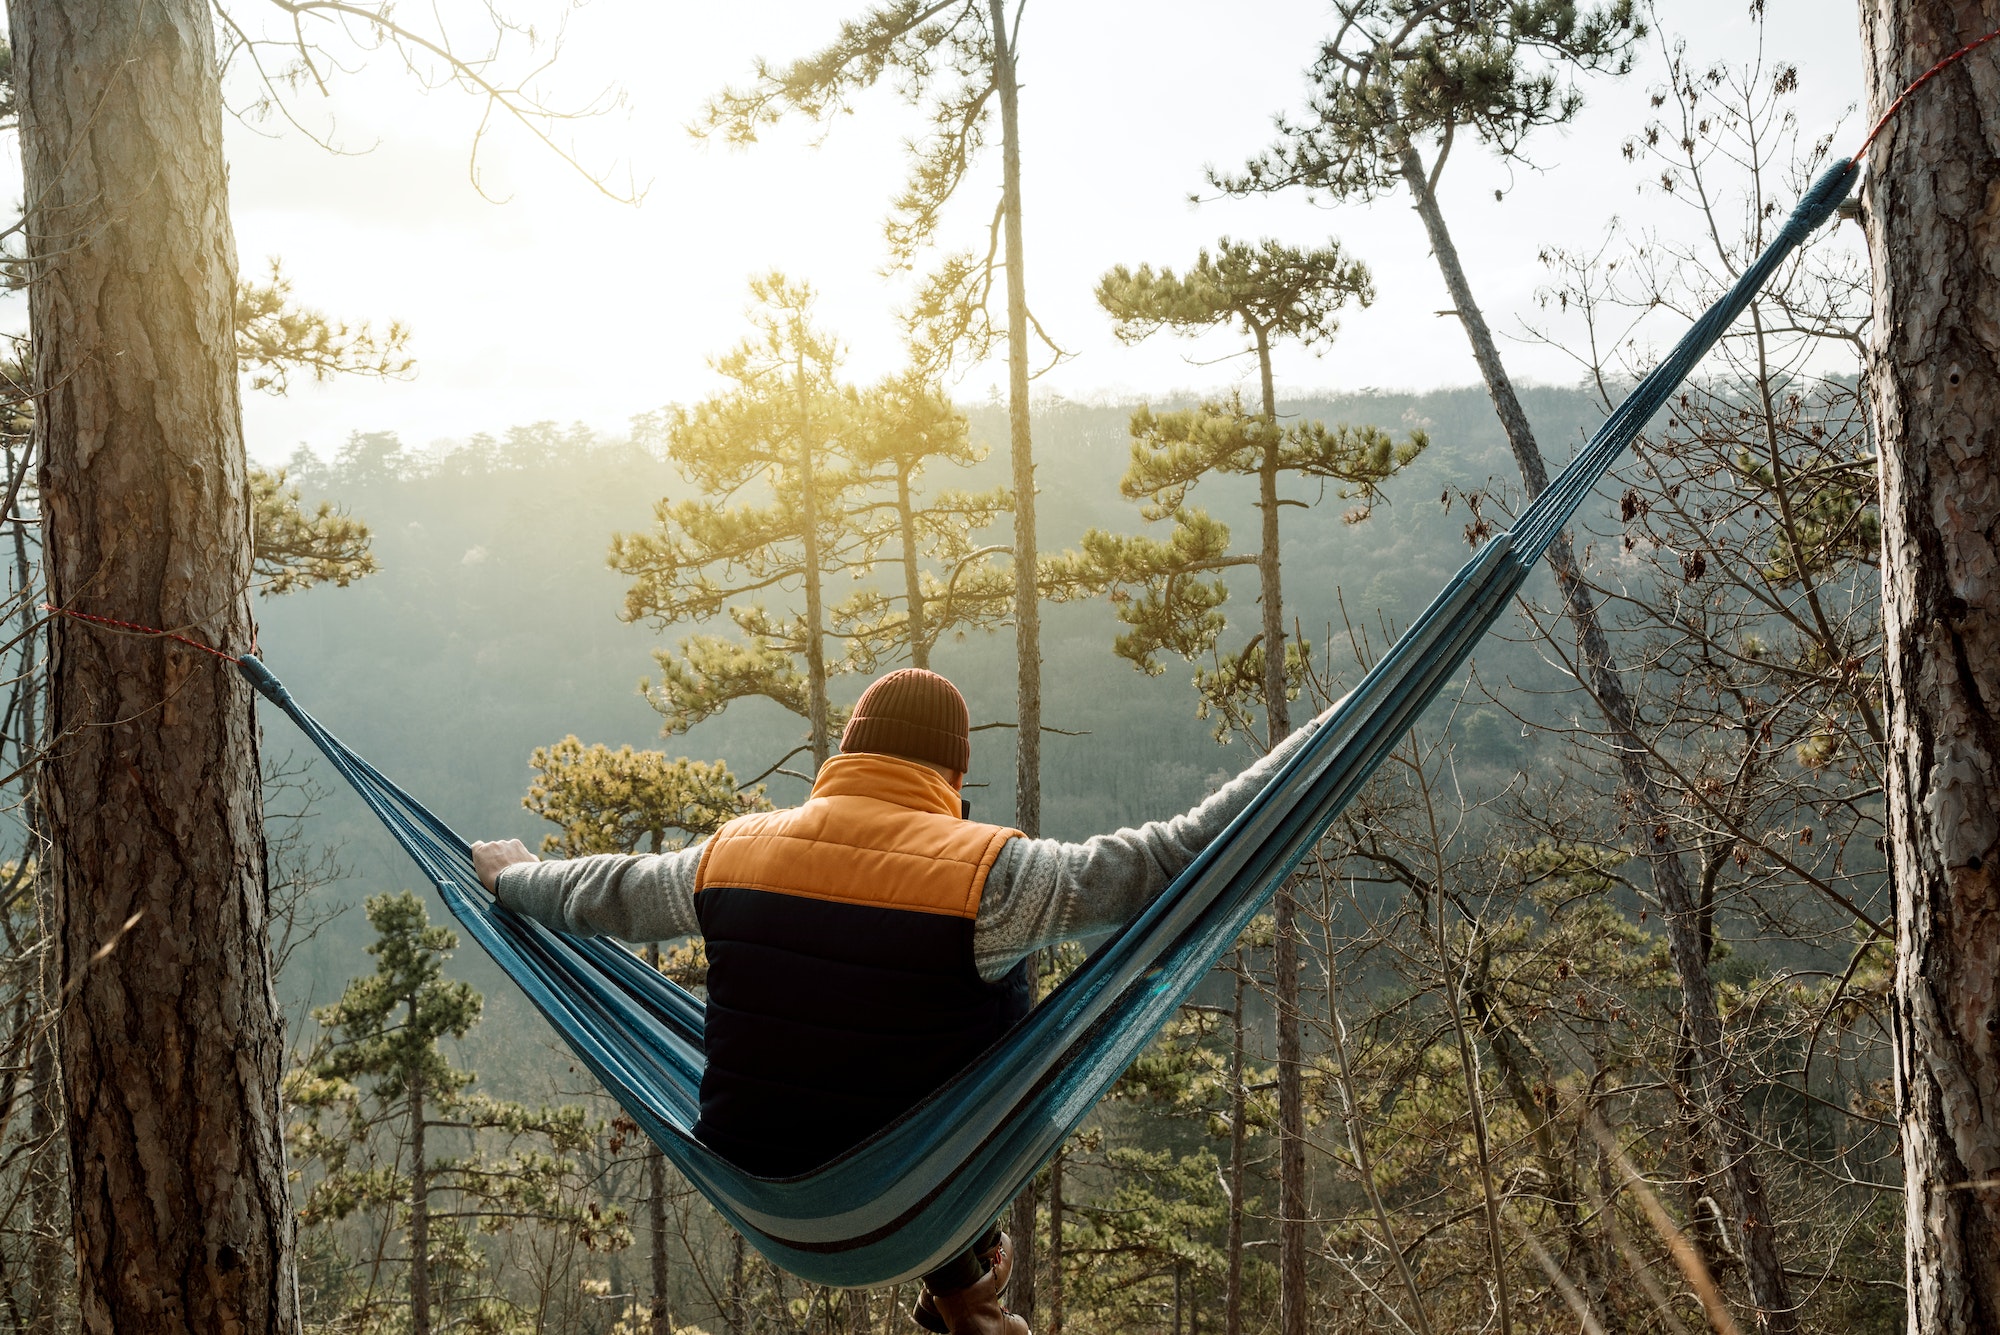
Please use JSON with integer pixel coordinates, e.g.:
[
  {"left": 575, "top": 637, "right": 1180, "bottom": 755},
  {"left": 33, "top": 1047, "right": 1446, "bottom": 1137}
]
[{"left": 243, "top": 158, "right": 1858, "bottom": 1288}]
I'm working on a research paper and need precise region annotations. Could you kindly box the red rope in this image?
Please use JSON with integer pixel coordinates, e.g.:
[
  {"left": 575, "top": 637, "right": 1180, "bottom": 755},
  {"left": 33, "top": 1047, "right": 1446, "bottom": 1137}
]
[
  {"left": 1856, "top": 24, "right": 2000, "bottom": 161},
  {"left": 43, "top": 604, "right": 241, "bottom": 664}
]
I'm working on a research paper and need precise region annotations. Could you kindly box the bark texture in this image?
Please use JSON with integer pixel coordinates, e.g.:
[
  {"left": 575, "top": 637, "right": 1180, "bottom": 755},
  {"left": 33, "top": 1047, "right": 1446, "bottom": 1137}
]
[
  {"left": 644, "top": 945, "right": 672, "bottom": 1335},
  {"left": 7, "top": 2, "right": 297, "bottom": 1331},
  {"left": 989, "top": 0, "right": 1040, "bottom": 841},
  {"left": 991, "top": 8, "right": 1044, "bottom": 1314},
  {"left": 797, "top": 358, "right": 830, "bottom": 771},
  {"left": 1859, "top": 4, "right": 2000, "bottom": 1330},
  {"left": 1392, "top": 132, "right": 1797, "bottom": 1331}
]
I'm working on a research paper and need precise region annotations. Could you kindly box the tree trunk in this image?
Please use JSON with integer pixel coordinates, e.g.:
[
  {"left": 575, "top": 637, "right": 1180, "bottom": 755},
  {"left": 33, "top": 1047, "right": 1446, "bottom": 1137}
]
[
  {"left": 899, "top": 468, "right": 929, "bottom": 669},
  {"left": 1047, "top": 1145, "right": 1065, "bottom": 1335},
  {"left": 728, "top": 1232, "right": 747, "bottom": 1335},
  {"left": 410, "top": 1068, "right": 432, "bottom": 1335},
  {"left": 988, "top": 0, "right": 1039, "bottom": 840},
  {"left": 846, "top": 1286, "right": 871, "bottom": 1335},
  {"left": 1272, "top": 888, "right": 1306, "bottom": 1335},
  {"left": 1009, "top": 1172, "right": 1038, "bottom": 1330},
  {"left": 1391, "top": 130, "right": 1797, "bottom": 1333},
  {"left": 8, "top": 4, "right": 298, "bottom": 1332},
  {"left": 1250, "top": 325, "right": 1308, "bottom": 1335},
  {"left": 796, "top": 355, "right": 830, "bottom": 770},
  {"left": 1859, "top": 5, "right": 2000, "bottom": 1329},
  {"left": 644, "top": 945, "right": 673, "bottom": 1335},
  {"left": 1253, "top": 328, "right": 1289, "bottom": 742},
  {"left": 1224, "top": 961, "right": 1246, "bottom": 1335}
]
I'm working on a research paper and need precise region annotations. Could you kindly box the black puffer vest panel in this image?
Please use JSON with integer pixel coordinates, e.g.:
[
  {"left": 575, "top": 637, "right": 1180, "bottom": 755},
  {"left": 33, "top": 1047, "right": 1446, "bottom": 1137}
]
[{"left": 691, "top": 753, "right": 1029, "bottom": 1177}]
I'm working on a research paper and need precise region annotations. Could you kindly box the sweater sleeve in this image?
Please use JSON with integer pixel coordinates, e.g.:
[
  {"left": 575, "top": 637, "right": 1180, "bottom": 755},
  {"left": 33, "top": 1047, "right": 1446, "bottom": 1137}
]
[
  {"left": 493, "top": 845, "right": 705, "bottom": 943},
  {"left": 971, "top": 709, "right": 1331, "bottom": 983}
]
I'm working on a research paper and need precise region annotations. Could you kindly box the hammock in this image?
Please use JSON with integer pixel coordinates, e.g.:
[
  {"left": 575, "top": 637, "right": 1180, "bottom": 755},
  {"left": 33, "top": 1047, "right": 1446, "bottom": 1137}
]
[{"left": 243, "top": 159, "right": 1857, "bottom": 1288}]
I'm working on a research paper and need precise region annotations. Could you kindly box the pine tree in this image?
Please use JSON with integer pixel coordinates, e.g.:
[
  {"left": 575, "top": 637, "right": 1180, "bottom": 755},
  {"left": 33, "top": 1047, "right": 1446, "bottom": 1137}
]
[
  {"left": 525, "top": 738, "right": 770, "bottom": 1335},
  {"left": 1214, "top": 9, "right": 1804, "bottom": 1333},
  {"left": 616, "top": 275, "right": 880, "bottom": 773},
  {"left": 702, "top": 14, "right": 1060, "bottom": 1294},
  {"left": 1859, "top": 4, "right": 2000, "bottom": 1327},
  {"left": 835, "top": 374, "right": 1013, "bottom": 672},
  {"left": 1092, "top": 241, "right": 1419, "bottom": 1332},
  {"left": 287, "top": 892, "right": 627, "bottom": 1334},
  {"left": 525, "top": 739, "right": 765, "bottom": 858},
  {"left": 1098, "top": 237, "right": 1376, "bottom": 732}
]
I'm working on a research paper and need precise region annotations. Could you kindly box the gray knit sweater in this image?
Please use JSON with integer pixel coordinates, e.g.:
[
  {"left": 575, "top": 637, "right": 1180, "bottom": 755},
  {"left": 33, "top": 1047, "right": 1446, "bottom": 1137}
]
[{"left": 496, "top": 710, "right": 1326, "bottom": 983}]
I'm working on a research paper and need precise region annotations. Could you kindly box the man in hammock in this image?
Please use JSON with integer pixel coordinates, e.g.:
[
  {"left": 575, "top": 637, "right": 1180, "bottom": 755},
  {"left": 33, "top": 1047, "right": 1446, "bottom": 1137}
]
[{"left": 472, "top": 668, "right": 1329, "bottom": 1335}]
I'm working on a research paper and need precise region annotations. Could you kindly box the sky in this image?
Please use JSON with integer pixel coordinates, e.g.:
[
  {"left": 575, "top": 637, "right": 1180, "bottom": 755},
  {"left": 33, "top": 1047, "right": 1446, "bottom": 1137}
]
[{"left": 97, "top": 1, "right": 1873, "bottom": 463}]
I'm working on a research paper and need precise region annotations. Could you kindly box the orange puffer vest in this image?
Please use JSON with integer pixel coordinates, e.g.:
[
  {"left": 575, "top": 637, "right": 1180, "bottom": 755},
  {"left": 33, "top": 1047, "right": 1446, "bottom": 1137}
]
[{"left": 692, "top": 753, "right": 1030, "bottom": 1176}]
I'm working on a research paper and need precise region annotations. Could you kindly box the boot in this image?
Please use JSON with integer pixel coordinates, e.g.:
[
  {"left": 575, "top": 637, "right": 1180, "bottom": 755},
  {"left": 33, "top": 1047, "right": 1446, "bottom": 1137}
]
[{"left": 916, "top": 1232, "right": 1029, "bottom": 1335}]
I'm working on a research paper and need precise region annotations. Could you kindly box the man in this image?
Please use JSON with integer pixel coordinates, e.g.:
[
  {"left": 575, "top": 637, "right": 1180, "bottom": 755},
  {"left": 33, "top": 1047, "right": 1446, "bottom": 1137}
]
[{"left": 473, "top": 668, "right": 1330, "bottom": 1335}]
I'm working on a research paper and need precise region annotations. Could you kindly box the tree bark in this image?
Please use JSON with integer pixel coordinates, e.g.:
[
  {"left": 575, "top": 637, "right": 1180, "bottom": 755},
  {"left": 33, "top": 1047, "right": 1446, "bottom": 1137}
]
[
  {"left": 1250, "top": 326, "right": 1308, "bottom": 1335},
  {"left": 796, "top": 353, "right": 830, "bottom": 770},
  {"left": 1047, "top": 1145, "right": 1065, "bottom": 1335},
  {"left": 410, "top": 1067, "right": 432, "bottom": 1335},
  {"left": 1272, "top": 889, "right": 1307, "bottom": 1335},
  {"left": 899, "top": 468, "right": 929, "bottom": 669},
  {"left": 1859, "top": 4, "right": 2000, "bottom": 1329},
  {"left": 1253, "top": 328, "right": 1289, "bottom": 742},
  {"left": 988, "top": 0, "right": 1039, "bottom": 840},
  {"left": 1224, "top": 961, "right": 1246, "bottom": 1335},
  {"left": 9, "top": 3, "right": 298, "bottom": 1331},
  {"left": 728, "top": 1231, "right": 746, "bottom": 1335},
  {"left": 1008, "top": 1177, "right": 1037, "bottom": 1332},
  {"left": 644, "top": 944, "right": 673, "bottom": 1335},
  {"left": 1391, "top": 131, "right": 1798, "bottom": 1333}
]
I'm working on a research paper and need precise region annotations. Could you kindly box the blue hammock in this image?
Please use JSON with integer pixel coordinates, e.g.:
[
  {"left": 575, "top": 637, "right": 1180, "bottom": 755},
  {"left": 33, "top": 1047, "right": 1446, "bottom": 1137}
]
[{"left": 243, "top": 160, "right": 1857, "bottom": 1289}]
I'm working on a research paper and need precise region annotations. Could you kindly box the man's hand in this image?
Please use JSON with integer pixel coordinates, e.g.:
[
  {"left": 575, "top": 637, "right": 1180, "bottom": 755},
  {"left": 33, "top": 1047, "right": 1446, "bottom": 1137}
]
[{"left": 470, "top": 839, "right": 539, "bottom": 896}]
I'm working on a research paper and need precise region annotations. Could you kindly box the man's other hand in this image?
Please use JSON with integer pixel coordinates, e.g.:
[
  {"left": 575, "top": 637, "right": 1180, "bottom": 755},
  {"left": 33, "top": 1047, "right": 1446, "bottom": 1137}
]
[{"left": 471, "top": 839, "right": 539, "bottom": 895}]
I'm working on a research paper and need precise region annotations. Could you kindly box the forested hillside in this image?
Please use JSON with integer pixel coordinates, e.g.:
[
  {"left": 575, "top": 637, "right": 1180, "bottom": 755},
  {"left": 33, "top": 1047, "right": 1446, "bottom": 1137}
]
[{"left": 260, "top": 387, "right": 1587, "bottom": 1022}]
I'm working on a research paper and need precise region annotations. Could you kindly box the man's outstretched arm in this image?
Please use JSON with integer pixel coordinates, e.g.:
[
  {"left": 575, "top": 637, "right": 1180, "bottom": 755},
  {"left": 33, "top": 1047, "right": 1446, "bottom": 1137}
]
[
  {"left": 971, "top": 704, "right": 1337, "bottom": 982},
  {"left": 471, "top": 839, "right": 704, "bottom": 943}
]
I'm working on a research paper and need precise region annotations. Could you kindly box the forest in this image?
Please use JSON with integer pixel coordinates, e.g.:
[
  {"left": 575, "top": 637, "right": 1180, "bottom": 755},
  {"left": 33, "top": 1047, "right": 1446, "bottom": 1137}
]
[{"left": 0, "top": 2, "right": 1992, "bottom": 1335}]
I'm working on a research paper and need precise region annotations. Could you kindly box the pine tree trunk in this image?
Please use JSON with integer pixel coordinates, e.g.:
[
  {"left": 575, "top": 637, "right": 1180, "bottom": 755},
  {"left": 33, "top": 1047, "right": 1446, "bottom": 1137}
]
[
  {"left": 1250, "top": 326, "right": 1307, "bottom": 1335},
  {"left": 1272, "top": 891, "right": 1306, "bottom": 1335},
  {"left": 7, "top": 3, "right": 298, "bottom": 1331},
  {"left": 1008, "top": 957, "right": 1039, "bottom": 1331},
  {"left": 1225, "top": 962, "right": 1246, "bottom": 1335},
  {"left": 988, "top": 0, "right": 1039, "bottom": 840},
  {"left": 645, "top": 947, "right": 672, "bottom": 1335},
  {"left": 899, "top": 469, "right": 928, "bottom": 670},
  {"left": 410, "top": 1070, "right": 431, "bottom": 1335},
  {"left": 1391, "top": 130, "right": 1797, "bottom": 1333},
  {"left": 649, "top": 1157, "right": 671, "bottom": 1335},
  {"left": 1047, "top": 1146, "right": 1064, "bottom": 1335},
  {"left": 1009, "top": 1173, "right": 1038, "bottom": 1330},
  {"left": 1859, "top": 5, "right": 2000, "bottom": 1328},
  {"left": 796, "top": 356, "right": 830, "bottom": 769},
  {"left": 846, "top": 1286, "right": 870, "bottom": 1335},
  {"left": 728, "top": 1232, "right": 746, "bottom": 1335},
  {"left": 1253, "top": 330, "right": 1289, "bottom": 740}
]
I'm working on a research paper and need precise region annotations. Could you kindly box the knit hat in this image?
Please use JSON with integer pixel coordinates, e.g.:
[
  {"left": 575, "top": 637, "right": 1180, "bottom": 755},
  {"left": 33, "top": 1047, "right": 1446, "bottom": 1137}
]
[{"left": 840, "top": 669, "right": 971, "bottom": 773}]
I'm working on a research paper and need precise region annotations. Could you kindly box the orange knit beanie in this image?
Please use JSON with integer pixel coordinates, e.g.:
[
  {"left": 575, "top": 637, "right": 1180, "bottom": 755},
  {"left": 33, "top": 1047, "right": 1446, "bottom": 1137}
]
[{"left": 839, "top": 669, "right": 971, "bottom": 773}]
